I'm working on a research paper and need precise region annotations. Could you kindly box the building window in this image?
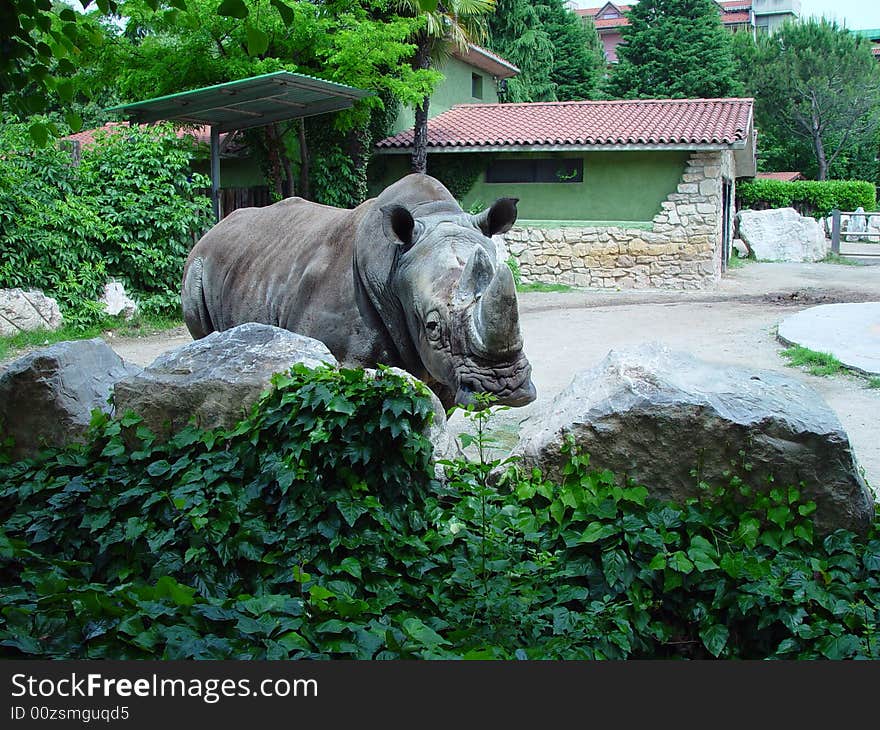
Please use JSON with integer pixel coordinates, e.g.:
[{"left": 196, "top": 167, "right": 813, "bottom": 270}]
[
  {"left": 486, "top": 158, "right": 584, "bottom": 184},
  {"left": 471, "top": 73, "right": 483, "bottom": 99}
]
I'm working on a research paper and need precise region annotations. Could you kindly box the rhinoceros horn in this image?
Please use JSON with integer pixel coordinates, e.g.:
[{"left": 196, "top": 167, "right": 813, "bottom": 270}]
[
  {"left": 455, "top": 245, "right": 494, "bottom": 304},
  {"left": 470, "top": 262, "right": 522, "bottom": 359}
]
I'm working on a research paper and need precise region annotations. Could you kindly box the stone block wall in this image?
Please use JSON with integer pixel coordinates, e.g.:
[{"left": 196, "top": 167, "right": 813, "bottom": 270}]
[{"left": 503, "top": 150, "right": 733, "bottom": 290}]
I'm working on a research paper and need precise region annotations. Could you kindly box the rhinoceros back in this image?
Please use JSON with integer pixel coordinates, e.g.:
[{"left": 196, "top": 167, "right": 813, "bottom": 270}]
[{"left": 182, "top": 197, "right": 369, "bottom": 356}]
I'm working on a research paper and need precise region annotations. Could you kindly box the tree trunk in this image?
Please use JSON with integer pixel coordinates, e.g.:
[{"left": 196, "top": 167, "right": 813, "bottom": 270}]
[
  {"left": 411, "top": 39, "right": 432, "bottom": 175},
  {"left": 813, "top": 131, "right": 828, "bottom": 181},
  {"left": 298, "top": 119, "right": 311, "bottom": 201},
  {"left": 264, "top": 123, "right": 284, "bottom": 199}
]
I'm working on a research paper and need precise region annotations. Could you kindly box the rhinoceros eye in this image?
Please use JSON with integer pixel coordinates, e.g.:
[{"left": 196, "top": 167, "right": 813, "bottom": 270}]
[{"left": 425, "top": 312, "right": 442, "bottom": 342}]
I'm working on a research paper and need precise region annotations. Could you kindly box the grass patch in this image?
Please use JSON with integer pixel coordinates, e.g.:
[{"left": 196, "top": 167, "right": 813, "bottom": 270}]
[
  {"left": 517, "top": 281, "right": 575, "bottom": 293},
  {"left": 0, "top": 313, "right": 183, "bottom": 362},
  {"left": 823, "top": 253, "right": 865, "bottom": 266},
  {"left": 868, "top": 377, "right": 880, "bottom": 389},
  {"left": 780, "top": 345, "right": 844, "bottom": 376},
  {"left": 726, "top": 254, "right": 753, "bottom": 270}
]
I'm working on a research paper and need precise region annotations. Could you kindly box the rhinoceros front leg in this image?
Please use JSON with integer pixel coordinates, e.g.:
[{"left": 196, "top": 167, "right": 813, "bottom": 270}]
[{"left": 181, "top": 256, "right": 215, "bottom": 340}]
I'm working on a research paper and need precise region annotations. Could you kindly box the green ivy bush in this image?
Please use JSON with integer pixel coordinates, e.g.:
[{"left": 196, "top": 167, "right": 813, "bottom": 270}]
[
  {"left": 1, "top": 365, "right": 879, "bottom": 660},
  {"left": 737, "top": 179, "right": 877, "bottom": 218},
  {"left": 76, "top": 125, "right": 213, "bottom": 315},
  {"left": 0, "top": 122, "right": 111, "bottom": 327},
  {"left": 0, "top": 120, "right": 211, "bottom": 326}
]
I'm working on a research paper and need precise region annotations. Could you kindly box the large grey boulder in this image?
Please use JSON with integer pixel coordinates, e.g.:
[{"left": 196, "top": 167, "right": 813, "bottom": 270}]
[
  {"left": 0, "top": 338, "right": 141, "bottom": 459},
  {"left": 737, "top": 207, "right": 828, "bottom": 262},
  {"left": 513, "top": 343, "right": 873, "bottom": 535},
  {"left": 0, "top": 288, "right": 63, "bottom": 336},
  {"left": 113, "top": 323, "right": 338, "bottom": 437}
]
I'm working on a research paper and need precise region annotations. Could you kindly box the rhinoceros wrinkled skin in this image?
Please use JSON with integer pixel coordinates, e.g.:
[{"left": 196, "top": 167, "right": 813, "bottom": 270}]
[{"left": 181, "top": 174, "right": 536, "bottom": 409}]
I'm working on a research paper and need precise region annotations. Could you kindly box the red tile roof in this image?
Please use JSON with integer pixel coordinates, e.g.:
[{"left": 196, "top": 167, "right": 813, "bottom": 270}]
[
  {"left": 62, "top": 122, "right": 223, "bottom": 149},
  {"left": 756, "top": 171, "right": 804, "bottom": 181},
  {"left": 377, "top": 98, "right": 754, "bottom": 150}
]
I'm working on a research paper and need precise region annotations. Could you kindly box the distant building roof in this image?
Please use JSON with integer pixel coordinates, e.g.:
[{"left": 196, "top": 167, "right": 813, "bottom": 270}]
[
  {"left": 377, "top": 97, "right": 754, "bottom": 152},
  {"left": 756, "top": 171, "right": 804, "bottom": 181},
  {"left": 61, "top": 122, "right": 242, "bottom": 156},
  {"left": 577, "top": 1, "right": 753, "bottom": 30}
]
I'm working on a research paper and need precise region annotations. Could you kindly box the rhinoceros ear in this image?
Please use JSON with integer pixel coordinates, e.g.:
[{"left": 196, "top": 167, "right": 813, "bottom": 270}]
[
  {"left": 381, "top": 204, "right": 417, "bottom": 251},
  {"left": 474, "top": 197, "right": 519, "bottom": 237}
]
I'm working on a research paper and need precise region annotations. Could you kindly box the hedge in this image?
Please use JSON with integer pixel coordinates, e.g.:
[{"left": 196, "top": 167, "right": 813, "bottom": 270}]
[{"left": 737, "top": 179, "right": 877, "bottom": 218}]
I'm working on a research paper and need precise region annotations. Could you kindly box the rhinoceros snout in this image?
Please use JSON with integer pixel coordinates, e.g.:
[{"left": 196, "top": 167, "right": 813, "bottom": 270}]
[
  {"left": 453, "top": 358, "right": 537, "bottom": 409},
  {"left": 454, "top": 378, "right": 536, "bottom": 409}
]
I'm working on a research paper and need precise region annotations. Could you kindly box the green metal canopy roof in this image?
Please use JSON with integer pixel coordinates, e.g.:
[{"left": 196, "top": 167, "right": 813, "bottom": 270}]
[{"left": 107, "top": 71, "right": 372, "bottom": 133}]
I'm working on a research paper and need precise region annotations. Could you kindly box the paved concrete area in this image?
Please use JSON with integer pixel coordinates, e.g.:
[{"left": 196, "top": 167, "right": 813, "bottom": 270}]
[{"left": 778, "top": 302, "right": 880, "bottom": 376}]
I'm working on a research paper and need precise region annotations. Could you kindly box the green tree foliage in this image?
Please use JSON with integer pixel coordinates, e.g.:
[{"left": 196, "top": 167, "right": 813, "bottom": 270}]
[
  {"left": 94, "top": 0, "right": 436, "bottom": 204},
  {"left": 537, "top": 2, "right": 604, "bottom": 101},
  {"left": 735, "top": 19, "right": 880, "bottom": 182},
  {"left": 3, "top": 367, "right": 880, "bottom": 659},
  {"left": 488, "top": 0, "right": 603, "bottom": 103},
  {"left": 0, "top": 0, "right": 117, "bottom": 141},
  {"left": 0, "top": 120, "right": 210, "bottom": 324},
  {"left": 395, "top": 0, "right": 496, "bottom": 174},
  {"left": 603, "top": 0, "right": 740, "bottom": 99},
  {"left": 488, "top": 0, "right": 556, "bottom": 102}
]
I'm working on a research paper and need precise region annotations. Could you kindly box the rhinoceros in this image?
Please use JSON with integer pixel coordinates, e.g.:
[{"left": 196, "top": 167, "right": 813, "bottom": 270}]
[{"left": 181, "top": 173, "right": 536, "bottom": 409}]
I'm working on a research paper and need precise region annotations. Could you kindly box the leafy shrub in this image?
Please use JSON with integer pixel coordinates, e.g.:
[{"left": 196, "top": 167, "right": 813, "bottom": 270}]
[
  {"left": 428, "top": 154, "right": 484, "bottom": 201},
  {"left": 77, "top": 124, "right": 213, "bottom": 315},
  {"left": 737, "top": 178, "right": 876, "bottom": 218},
  {"left": 1, "top": 366, "right": 879, "bottom": 660},
  {"left": 0, "top": 121, "right": 111, "bottom": 327},
  {"left": 0, "top": 119, "right": 211, "bottom": 325}
]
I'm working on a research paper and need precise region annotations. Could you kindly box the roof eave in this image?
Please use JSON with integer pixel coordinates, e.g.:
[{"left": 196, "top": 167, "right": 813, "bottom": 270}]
[
  {"left": 451, "top": 44, "right": 520, "bottom": 79},
  {"left": 376, "top": 141, "right": 747, "bottom": 154}
]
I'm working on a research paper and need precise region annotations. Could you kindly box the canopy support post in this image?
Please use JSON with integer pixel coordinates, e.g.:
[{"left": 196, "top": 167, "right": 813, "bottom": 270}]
[{"left": 211, "top": 126, "right": 221, "bottom": 222}]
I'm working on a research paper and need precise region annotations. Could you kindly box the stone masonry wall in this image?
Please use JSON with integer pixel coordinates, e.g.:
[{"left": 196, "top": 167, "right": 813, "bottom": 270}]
[{"left": 503, "top": 151, "right": 731, "bottom": 290}]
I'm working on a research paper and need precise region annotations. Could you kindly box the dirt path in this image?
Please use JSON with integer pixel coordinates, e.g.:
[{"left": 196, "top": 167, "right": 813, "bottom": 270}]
[{"left": 11, "top": 262, "right": 879, "bottom": 491}]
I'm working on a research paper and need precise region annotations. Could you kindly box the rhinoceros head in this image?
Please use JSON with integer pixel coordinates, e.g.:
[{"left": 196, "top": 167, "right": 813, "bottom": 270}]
[{"left": 365, "top": 176, "right": 536, "bottom": 409}]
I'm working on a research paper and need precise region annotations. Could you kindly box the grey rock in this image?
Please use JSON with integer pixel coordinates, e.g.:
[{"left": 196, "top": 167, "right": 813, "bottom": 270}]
[
  {"left": 0, "top": 288, "right": 63, "bottom": 336},
  {"left": 845, "top": 206, "right": 868, "bottom": 242},
  {"left": 113, "top": 323, "right": 338, "bottom": 437},
  {"left": 100, "top": 281, "right": 138, "bottom": 319},
  {"left": 0, "top": 338, "right": 141, "bottom": 458},
  {"left": 737, "top": 208, "right": 828, "bottom": 262},
  {"left": 731, "top": 238, "right": 750, "bottom": 258},
  {"left": 513, "top": 343, "right": 873, "bottom": 534}
]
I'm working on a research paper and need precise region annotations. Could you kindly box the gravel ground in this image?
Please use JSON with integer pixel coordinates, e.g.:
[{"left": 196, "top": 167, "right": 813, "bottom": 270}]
[{"left": 15, "top": 261, "right": 879, "bottom": 491}]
